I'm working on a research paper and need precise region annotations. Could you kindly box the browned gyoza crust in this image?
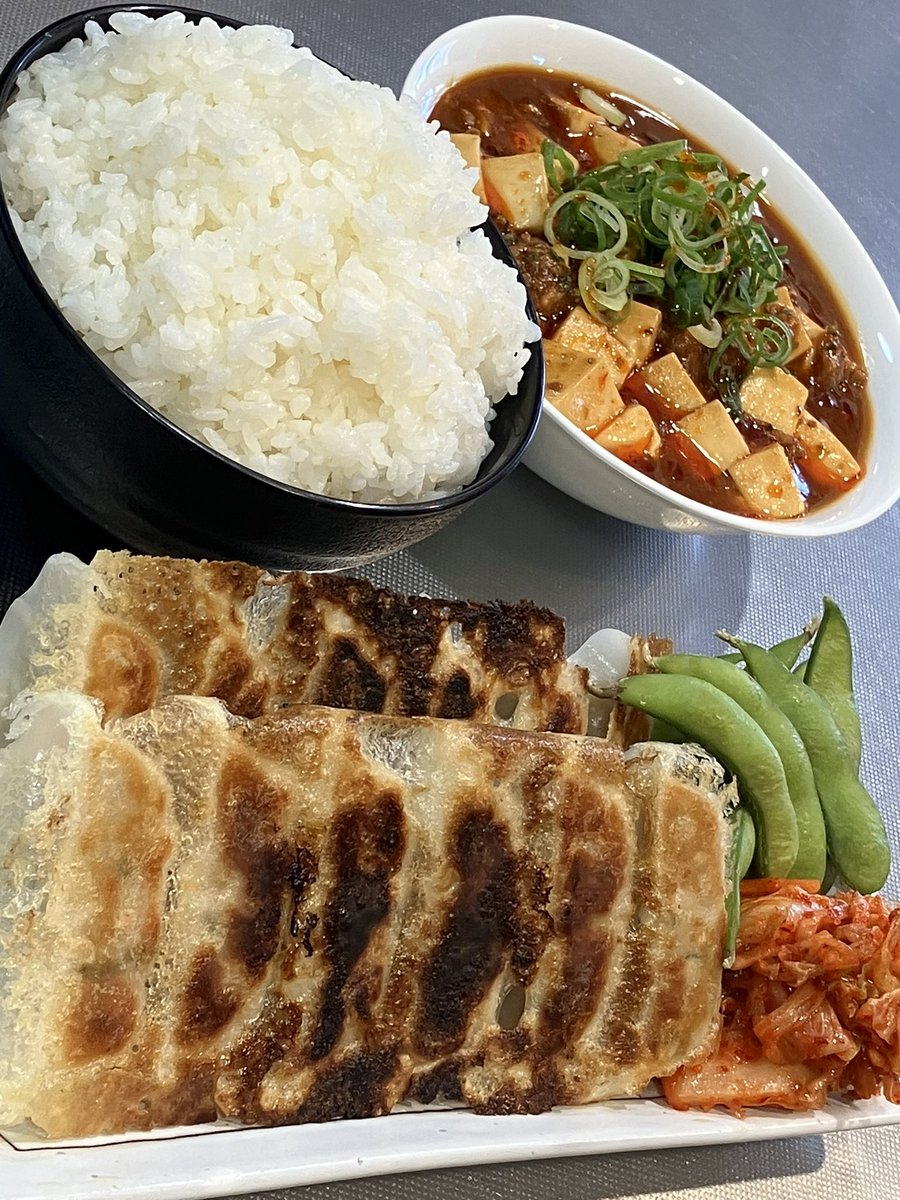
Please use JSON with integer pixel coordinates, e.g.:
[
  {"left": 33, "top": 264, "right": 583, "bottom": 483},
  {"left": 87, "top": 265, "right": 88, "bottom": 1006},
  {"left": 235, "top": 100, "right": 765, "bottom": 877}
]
[
  {"left": 0, "top": 697, "right": 729, "bottom": 1138},
  {"left": 74, "top": 550, "right": 589, "bottom": 732}
]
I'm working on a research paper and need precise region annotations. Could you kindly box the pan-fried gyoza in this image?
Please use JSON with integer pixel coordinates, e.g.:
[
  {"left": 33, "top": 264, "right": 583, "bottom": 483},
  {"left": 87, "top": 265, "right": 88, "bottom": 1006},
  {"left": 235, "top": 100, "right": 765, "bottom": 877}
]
[
  {"left": 0, "top": 550, "right": 592, "bottom": 734},
  {"left": 0, "top": 692, "right": 732, "bottom": 1138}
]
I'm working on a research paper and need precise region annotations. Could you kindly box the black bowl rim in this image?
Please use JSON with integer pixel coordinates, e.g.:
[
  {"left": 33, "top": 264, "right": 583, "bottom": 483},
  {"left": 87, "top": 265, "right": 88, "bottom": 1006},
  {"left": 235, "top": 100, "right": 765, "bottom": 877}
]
[{"left": 0, "top": 3, "right": 543, "bottom": 519}]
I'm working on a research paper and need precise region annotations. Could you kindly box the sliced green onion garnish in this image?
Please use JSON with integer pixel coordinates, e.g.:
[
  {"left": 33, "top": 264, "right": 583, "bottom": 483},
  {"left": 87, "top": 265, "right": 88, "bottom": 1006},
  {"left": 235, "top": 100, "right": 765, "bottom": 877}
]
[
  {"left": 619, "top": 138, "right": 688, "bottom": 167},
  {"left": 544, "top": 190, "right": 629, "bottom": 261},
  {"left": 651, "top": 171, "right": 708, "bottom": 213},
  {"left": 689, "top": 150, "right": 725, "bottom": 171},
  {"left": 624, "top": 260, "right": 666, "bottom": 280},
  {"left": 541, "top": 138, "right": 576, "bottom": 193},
  {"left": 535, "top": 126, "right": 793, "bottom": 396},
  {"left": 576, "top": 84, "right": 627, "bottom": 126},
  {"left": 688, "top": 317, "right": 723, "bottom": 348},
  {"left": 579, "top": 255, "right": 631, "bottom": 317},
  {"left": 732, "top": 314, "right": 793, "bottom": 367}
]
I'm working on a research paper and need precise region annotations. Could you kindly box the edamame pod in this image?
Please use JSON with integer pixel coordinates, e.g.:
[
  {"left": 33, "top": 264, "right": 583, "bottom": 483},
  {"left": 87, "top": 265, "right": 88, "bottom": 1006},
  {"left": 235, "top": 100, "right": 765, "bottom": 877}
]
[
  {"left": 805, "top": 597, "right": 862, "bottom": 772},
  {"left": 769, "top": 630, "right": 817, "bottom": 670},
  {"left": 733, "top": 806, "right": 756, "bottom": 881},
  {"left": 820, "top": 857, "right": 838, "bottom": 895},
  {"left": 725, "top": 807, "right": 755, "bottom": 963},
  {"left": 617, "top": 673, "right": 798, "bottom": 877},
  {"left": 656, "top": 653, "right": 826, "bottom": 883},
  {"left": 719, "top": 629, "right": 815, "bottom": 669},
  {"left": 725, "top": 637, "right": 890, "bottom": 895},
  {"left": 649, "top": 716, "right": 683, "bottom": 742}
]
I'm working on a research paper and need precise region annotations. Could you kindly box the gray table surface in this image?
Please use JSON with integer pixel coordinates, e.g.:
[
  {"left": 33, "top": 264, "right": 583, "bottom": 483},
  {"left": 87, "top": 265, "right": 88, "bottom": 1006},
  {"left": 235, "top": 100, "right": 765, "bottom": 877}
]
[{"left": 2, "top": 0, "right": 899, "bottom": 1197}]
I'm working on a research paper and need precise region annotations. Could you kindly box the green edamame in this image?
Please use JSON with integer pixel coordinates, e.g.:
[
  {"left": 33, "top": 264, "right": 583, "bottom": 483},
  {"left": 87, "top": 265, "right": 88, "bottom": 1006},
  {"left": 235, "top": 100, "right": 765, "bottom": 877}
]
[
  {"left": 725, "top": 637, "right": 890, "bottom": 895},
  {"left": 725, "top": 807, "right": 756, "bottom": 963},
  {"left": 617, "top": 672, "right": 798, "bottom": 877},
  {"left": 769, "top": 630, "right": 817, "bottom": 670},
  {"left": 719, "top": 628, "right": 815, "bottom": 670},
  {"left": 656, "top": 653, "right": 826, "bottom": 883},
  {"left": 649, "top": 716, "right": 684, "bottom": 742},
  {"left": 805, "top": 597, "right": 862, "bottom": 772},
  {"left": 733, "top": 806, "right": 756, "bottom": 881},
  {"left": 820, "top": 856, "right": 838, "bottom": 895}
]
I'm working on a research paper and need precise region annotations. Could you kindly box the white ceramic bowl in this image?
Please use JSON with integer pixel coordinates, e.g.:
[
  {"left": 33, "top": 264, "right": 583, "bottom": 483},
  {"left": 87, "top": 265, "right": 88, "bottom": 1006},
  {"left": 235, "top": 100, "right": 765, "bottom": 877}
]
[{"left": 403, "top": 15, "right": 900, "bottom": 536}]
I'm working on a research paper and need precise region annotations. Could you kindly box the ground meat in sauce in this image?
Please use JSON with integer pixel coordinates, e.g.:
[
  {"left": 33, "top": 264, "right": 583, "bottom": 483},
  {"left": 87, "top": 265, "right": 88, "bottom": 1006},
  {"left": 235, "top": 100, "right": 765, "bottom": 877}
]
[
  {"left": 808, "top": 328, "right": 868, "bottom": 406},
  {"left": 497, "top": 218, "right": 580, "bottom": 328}
]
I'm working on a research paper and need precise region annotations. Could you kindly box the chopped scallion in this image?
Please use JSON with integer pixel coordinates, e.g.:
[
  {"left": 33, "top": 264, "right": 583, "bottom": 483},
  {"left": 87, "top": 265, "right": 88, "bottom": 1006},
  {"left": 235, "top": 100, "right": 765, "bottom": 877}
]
[
  {"left": 576, "top": 84, "right": 627, "bottom": 127},
  {"left": 688, "top": 318, "right": 724, "bottom": 348},
  {"left": 540, "top": 138, "right": 576, "bottom": 193},
  {"left": 539, "top": 136, "right": 793, "bottom": 400}
]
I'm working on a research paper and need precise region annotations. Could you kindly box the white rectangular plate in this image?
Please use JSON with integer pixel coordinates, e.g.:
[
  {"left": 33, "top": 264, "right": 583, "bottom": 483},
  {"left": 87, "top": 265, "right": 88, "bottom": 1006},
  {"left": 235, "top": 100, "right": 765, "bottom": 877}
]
[{"left": 4, "top": 1097, "right": 900, "bottom": 1200}]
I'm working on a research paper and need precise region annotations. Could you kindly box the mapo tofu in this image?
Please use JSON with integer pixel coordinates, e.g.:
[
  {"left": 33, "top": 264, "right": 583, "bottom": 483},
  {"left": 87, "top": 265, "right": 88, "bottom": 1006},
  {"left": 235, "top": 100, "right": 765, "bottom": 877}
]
[{"left": 433, "top": 70, "right": 869, "bottom": 520}]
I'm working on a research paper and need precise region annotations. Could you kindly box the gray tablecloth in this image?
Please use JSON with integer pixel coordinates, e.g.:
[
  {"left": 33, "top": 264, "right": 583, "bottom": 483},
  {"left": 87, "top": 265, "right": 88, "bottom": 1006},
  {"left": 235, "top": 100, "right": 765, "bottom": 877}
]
[{"left": 1, "top": 0, "right": 899, "bottom": 1197}]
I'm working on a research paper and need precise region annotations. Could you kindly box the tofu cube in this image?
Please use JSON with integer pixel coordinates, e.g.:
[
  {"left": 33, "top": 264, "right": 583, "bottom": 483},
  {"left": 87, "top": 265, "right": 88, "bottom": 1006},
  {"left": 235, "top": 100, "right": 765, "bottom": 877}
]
[
  {"left": 449, "top": 133, "right": 486, "bottom": 203},
  {"left": 729, "top": 444, "right": 806, "bottom": 519},
  {"left": 677, "top": 400, "right": 749, "bottom": 472},
  {"left": 550, "top": 97, "right": 598, "bottom": 135},
  {"left": 552, "top": 307, "right": 636, "bottom": 386},
  {"left": 506, "top": 121, "right": 549, "bottom": 154},
  {"left": 639, "top": 353, "right": 707, "bottom": 417},
  {"left": 590, "top": 122, "right": 641, "bottom": 165},
  {"left": 611, "top": 301, "right": 662, "bottom": 368},
  {"left": 544, "top": 342, "right": 624, "bottom": 436},
  {"left": 481, "top": 153, "right": 548, "bottom": 232},
  {"left": 798, "top": 307, "right": 826, "bottom": 346},
  {"left": 595, "top": 405, "right": 661, "bottom": 464},
  {"left": 499, "top": 121, "right": 580, "bottom": 177},
  {"left": 794, "top": 412, "right": 861, "bottom": 490},
  {"left": 548, "top": 100, "right": 639, "bottom": 172},
  {"left": 449, "top": 131, "right": 481, "bottom": 167},
  {"left": 739, "top": 366, "right": 808, "bottom": 436},
  {"left": 773, "top": 286, "right": 813, "bottom": 363}
]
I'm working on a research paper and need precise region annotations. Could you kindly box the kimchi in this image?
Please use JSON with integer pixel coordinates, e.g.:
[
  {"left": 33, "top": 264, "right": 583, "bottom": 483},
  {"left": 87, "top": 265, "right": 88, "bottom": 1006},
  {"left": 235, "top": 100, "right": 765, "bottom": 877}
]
[{"left": 663, "top": 879, "right": 900, "bottom": 1112}]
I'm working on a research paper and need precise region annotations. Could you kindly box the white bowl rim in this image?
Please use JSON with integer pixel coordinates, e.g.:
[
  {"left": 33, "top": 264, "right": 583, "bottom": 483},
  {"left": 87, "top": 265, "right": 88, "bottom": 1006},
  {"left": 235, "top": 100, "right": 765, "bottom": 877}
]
[{"left": 402, "top": 13, "right": 900, "bottom": 538}]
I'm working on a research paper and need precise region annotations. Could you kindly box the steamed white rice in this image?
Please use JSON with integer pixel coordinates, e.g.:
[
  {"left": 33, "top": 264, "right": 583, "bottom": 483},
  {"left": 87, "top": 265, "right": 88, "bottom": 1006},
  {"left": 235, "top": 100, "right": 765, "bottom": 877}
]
[{"left": 0, "top": 11, "right": 537, "bottom": 503}]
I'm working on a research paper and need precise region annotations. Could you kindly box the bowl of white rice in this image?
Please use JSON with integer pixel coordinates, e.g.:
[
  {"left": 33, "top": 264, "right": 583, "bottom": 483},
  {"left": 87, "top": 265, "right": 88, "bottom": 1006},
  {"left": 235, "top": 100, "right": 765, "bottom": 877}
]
[{"left": 0, "top": 6, "right": 542, "bottom": 570}]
